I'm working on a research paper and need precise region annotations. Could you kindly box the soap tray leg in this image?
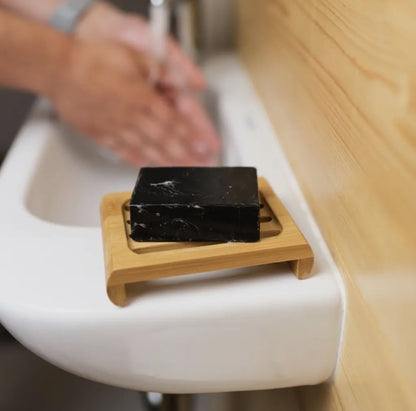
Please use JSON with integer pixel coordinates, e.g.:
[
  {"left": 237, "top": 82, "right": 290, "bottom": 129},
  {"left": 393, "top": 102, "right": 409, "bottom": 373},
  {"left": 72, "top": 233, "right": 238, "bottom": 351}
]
[
  {"left": 107, "top": 285, "right": 127, "bottom": 307},
  {"left": 290, "top": 257, "right": 314, "bottom": 280}
]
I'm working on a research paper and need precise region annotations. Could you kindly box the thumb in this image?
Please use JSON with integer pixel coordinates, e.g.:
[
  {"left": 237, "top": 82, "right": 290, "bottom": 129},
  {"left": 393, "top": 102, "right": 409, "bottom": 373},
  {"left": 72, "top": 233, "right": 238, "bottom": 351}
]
[{"left": 129, "top": 50, "right": 160, "bottom": 84}]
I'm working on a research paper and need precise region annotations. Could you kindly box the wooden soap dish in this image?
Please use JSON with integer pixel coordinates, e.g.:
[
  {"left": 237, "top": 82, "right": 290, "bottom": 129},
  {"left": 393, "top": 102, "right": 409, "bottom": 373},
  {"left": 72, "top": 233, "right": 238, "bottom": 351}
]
[{"left": 100, "top": 178, "right": 314, "bottom": 306}]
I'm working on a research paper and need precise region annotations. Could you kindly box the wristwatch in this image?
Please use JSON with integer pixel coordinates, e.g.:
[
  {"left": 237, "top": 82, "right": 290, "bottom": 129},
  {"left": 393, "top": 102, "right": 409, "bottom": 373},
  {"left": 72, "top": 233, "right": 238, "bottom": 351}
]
[{"left": 49, "top": 0, "right": 97, "bottom": 33}]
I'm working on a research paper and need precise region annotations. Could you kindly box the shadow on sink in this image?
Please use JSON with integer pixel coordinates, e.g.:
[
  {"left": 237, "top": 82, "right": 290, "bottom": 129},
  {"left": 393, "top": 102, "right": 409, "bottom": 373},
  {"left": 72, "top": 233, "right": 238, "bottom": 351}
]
[{"left": 25, "top": 90, "right": 233, "bottom": 228}]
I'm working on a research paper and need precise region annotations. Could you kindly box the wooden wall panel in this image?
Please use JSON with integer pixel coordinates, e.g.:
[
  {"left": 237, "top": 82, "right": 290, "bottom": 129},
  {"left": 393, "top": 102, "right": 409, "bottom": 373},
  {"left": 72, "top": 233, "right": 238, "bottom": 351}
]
[{"left": 238, "top": 1, "right": 416, "bottom": 409}]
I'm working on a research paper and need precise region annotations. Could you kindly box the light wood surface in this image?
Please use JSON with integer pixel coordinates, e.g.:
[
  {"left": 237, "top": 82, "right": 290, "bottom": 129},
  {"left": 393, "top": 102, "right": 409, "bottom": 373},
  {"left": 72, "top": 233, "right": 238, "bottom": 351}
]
[
  {"left": 238, "top": 0, "right": 416, "bottom": 409},
  {"left": 100, "top": 178, "right": 313, "bottom": 306}
]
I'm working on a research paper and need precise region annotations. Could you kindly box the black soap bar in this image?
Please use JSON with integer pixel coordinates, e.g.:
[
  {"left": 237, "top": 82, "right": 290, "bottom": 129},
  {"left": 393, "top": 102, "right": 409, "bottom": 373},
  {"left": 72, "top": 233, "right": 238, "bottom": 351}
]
[{"left": 129, "top": 167, "right": 260, "bottom": 242}]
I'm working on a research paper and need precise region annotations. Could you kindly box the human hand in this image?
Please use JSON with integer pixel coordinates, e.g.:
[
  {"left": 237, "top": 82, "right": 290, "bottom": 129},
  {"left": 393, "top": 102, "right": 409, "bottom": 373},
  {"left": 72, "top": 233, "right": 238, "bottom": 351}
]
[
  {"left": 75, "top": 2, "right": 204, "bottom": 90},
  {"left": 74, "top": 1, "right": 221, "bottom": 164},
  {"left": 47, "top": 38, "right": 215, "bottom": 167}
]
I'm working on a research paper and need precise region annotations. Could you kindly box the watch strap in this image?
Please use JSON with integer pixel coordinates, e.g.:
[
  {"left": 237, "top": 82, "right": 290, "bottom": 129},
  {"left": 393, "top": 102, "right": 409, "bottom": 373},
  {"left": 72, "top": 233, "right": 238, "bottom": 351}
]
[{"left": 49, "top": 0, "right": 97, "bottom": 33}]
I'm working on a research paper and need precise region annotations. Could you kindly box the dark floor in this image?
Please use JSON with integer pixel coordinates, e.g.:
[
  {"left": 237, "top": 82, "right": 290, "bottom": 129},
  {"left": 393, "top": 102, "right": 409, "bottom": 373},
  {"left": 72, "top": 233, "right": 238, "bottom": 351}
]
[{"left": 0, "top": 330, "right": 144, "bottom": 411}]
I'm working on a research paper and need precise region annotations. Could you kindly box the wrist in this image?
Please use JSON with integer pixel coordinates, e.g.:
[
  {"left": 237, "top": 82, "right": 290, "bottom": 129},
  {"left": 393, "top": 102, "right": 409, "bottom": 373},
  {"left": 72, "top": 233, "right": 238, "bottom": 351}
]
[{"left": 38, "top": 35, "right": 78, "bottom": 98}]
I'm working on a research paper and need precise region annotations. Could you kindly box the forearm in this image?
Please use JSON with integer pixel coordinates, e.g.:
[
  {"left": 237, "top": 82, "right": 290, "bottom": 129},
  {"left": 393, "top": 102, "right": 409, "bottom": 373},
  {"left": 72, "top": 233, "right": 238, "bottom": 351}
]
[
  {"left": 0, "top": 9, "right": 73, "bottom": 95},
  {"left": 0, "top": 0, "right": 122, "bottom": 40},
  {"left": 0, "top": 0, "right": 61, "bottom": 23}
]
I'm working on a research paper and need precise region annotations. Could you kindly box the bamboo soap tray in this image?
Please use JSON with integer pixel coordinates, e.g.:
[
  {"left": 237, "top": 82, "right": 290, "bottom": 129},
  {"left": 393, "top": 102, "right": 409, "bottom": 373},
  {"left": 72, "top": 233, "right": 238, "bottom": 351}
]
[{"left": 100, "top": 178, "right": 314, "bottom": 306}]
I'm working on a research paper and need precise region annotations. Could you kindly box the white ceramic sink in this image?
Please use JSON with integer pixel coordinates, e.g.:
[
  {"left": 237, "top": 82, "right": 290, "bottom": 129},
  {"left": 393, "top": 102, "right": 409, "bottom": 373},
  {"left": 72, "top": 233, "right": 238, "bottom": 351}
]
[{"left": 0, "top": 55, "right": 345, "bottom": 393}]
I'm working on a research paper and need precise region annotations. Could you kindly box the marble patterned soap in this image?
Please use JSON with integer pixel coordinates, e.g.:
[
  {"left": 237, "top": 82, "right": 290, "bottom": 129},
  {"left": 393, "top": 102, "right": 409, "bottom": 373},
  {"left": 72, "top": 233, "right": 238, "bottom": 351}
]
[{"left": 129, "top": 167, "right": 260, "bottom": 242}]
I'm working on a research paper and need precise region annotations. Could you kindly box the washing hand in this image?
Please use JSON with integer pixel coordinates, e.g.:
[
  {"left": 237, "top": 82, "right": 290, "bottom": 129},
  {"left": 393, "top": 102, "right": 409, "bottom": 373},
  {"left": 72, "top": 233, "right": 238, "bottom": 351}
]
[
  {"left": 73, "top": 1, "right": 221, "bottom": 166},
  {"left": 49, "top": 39, "right": 214, "bottom": 167},
  {"left": 0, "top": 0, "right": 220, "bottom": 167}
]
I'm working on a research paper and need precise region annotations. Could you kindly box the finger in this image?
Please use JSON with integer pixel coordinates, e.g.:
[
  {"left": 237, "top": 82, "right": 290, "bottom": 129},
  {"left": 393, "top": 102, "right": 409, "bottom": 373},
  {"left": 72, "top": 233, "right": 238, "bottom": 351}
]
[
  {"left": 96, "top": 134, "right": 119, "bottom": 150},
  {"left": 165, "top": 37, "right": 205, "bottom": 90},
  {"left": 173, "top": 93, "right": 221, "bottom": 159},
  {"left": 115, "top": 128, "right": 212, "bottom": 167},
  {"left": 130, "top": 51, "right": 155, "bottom": 81},
  {"left": 118, "top": 149, "right": 147, "bottom": 168},
  {"left": 98, "top": 134, "right": 145, "bottom": 168},
  {"left": 117, "top": 128, "right": 141, "bottom": 150},
  {"left": 137, "top": 107, "right": 188, "bottom": 146},
  {"left": 144, "top": 93, "right": 220, "bottom": 163},
  {"left": 119, "top": 128, "right": 170, "bottom": 166},
  {"left": 156, "top": 60, "right": 188, "bottom": 91},
  {"left": 133, "top": 113, "right": 193, "bottom": 165},
  {"left": 133, "top": 51, "right": 170, "bottom": 87},
  {"left": 130, "top": 112, "right": 164, "bottom": 144},
  {"left": 145, "top": 92, "right": 179, "bottom": 126},
  {"left": 141, "top": 143, "right": 171, "bottom": 166},
  {"left": 143, "top": 91, "right": 203, "bottom": 147},
  {"left": 112, "top": 129, "right": 151, "bottom": 167},
  {"left": 112, "top": 14, "right": 205, "bottom": 90}
]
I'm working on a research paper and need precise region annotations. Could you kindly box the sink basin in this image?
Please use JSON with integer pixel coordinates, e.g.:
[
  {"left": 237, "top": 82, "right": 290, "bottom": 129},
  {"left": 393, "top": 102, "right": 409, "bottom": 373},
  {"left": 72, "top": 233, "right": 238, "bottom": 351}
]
[
  {"left": 25, "top": 89, "right": 226, "bottom": 228},
  {"left": 0, "top": 55, "right": 345, "bottom": 393}
]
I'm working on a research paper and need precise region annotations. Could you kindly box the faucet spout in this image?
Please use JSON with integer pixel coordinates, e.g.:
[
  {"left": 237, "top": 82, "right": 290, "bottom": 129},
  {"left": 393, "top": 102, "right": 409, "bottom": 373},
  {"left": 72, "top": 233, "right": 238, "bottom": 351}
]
[
  {"left": 149, "top": 0, "right": 170, "bottom": 62},
  {"left": 149, "top": 0, "right": 197, "bottom": 61}
]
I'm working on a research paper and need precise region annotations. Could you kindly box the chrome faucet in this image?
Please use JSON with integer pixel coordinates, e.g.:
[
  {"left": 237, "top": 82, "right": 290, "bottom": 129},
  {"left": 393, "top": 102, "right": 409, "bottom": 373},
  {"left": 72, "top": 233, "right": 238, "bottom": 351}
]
[{"left": 149, "top": 0, "right": 197, "bottom": 60}]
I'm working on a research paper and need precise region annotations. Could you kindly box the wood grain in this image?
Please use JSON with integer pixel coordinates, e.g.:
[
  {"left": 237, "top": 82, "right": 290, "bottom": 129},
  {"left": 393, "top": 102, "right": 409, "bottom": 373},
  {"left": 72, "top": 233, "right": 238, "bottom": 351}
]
[
  {"left": 100, "top": 178, "right": 313, "bottom": 306},
  {"left": 238, "top": 0, "right": 416, "bottom": 409}
]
